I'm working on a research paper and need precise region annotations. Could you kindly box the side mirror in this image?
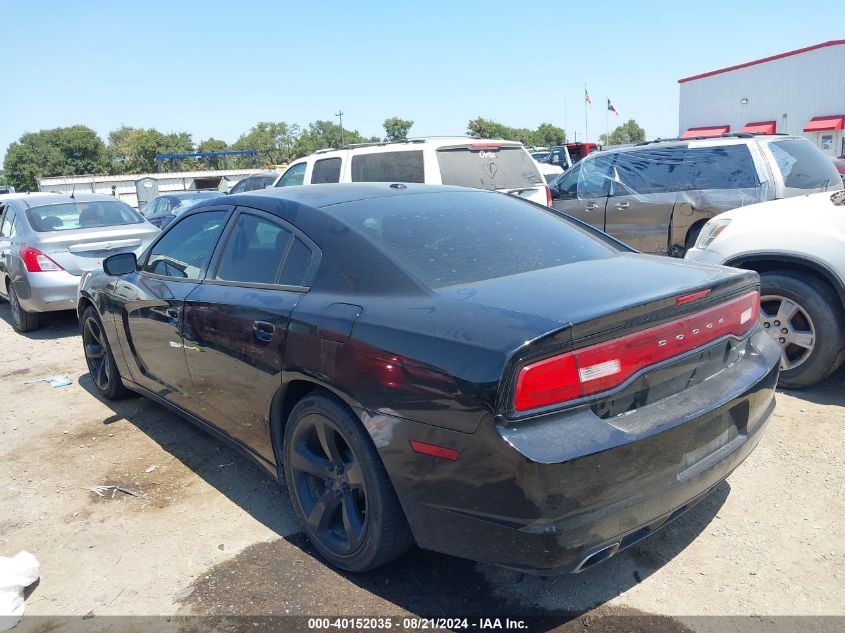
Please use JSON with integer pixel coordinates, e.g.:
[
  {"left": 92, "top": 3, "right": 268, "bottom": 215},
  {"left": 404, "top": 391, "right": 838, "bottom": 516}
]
[{"left": 103, "top": 252, "right": 137, "bottom": 276}]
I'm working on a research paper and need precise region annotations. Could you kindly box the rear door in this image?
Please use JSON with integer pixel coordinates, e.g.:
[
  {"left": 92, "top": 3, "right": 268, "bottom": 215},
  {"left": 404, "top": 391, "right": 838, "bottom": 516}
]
[
  {"left": 112, "top": 210, "right": 229, "bottom": 409},
  {"left": 0, "top": 203, "right": 16, "bottom": 298},
  {"left": 604, "top": 147, "right": 686, "bottom": 254},
  {"left": 435, "top": 143, "right": 547, "bottom": 205},
  {"left": 550, "top": 154, "right": 612, "bottom": 229},
  {"left": 181, "top": 209, "right": 319, "bottom": 458}
]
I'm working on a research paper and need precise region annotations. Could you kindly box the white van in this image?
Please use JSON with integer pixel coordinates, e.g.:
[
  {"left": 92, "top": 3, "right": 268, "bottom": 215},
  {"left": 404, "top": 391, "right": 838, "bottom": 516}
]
[{"left": 273, "top": 137, "right": 551, "bottom": 206}]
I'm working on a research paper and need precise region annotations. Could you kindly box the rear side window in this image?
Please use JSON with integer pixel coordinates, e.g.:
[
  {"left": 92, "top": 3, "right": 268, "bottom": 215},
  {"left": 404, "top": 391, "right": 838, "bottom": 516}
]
[
  {"left": 143, "top": 211, "right": 227, "bottom": 279},
  {"left": 336, "top": 191, "right": 617, "bottom": 288},
  {"left": 436, "top": 146, "right": 543, "bottom": 190},
  {"left": 769, "top": 139, "right": 841, "bottom": 190},
  {"left": 351, "top": 151, "right": 424, "bottom": 183},
  {"left": 278, "top": 238, "right": 313, "bottom": 286},
  {"left": 613, "top": 148, "right": 687, "bottom": 195},
  {"left": 682, "top": 144, "right": 759, "bottom": 190},
  {"left": 311, "top": 158, "right": 342, "bottom": 184}
]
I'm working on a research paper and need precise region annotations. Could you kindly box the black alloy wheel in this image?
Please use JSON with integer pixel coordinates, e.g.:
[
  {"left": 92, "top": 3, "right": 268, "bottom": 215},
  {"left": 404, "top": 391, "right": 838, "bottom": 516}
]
[
  {"left": 283, "top": 393, "right": 414, "bottom": 572},
  {"left": 81, "top": 306, "right": 129, "bottom": 400}
]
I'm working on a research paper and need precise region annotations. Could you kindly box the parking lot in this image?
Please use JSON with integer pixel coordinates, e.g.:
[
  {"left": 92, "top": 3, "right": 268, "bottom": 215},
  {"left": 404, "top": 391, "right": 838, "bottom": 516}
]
[{"left": 1, "top": 305, "right": 842, "bottom": 630}]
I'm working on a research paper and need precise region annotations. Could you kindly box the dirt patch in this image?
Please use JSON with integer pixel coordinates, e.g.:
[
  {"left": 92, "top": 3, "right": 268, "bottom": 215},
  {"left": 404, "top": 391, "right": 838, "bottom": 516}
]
[{"left": 1, "top": 367, "right": 31, "bottom": 377}]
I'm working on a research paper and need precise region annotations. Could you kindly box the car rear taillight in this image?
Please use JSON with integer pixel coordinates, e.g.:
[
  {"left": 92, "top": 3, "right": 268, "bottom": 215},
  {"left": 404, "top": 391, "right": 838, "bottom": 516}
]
[
  {"left": 513, "top": 290, "right": 760, "bottom": 412},
  {"left": 19, "top": 247, "right": 64, "bottom": 272},
  {"left": 545, "top": 185, "right": 553, "bottom": 208}
]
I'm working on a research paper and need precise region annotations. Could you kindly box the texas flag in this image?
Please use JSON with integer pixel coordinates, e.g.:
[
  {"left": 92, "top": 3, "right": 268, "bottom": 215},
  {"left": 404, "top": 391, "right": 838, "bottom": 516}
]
[
  {"left": 584, "top": 87, "right": 592, "bottom": 107},
  {"left": 608, "top": 99, "right": 619, "bottom": 115}
]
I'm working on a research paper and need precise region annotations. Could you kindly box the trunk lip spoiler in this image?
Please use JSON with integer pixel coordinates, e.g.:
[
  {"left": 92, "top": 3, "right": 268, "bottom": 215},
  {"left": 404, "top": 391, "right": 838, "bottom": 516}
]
[{"left": 67, "top": 238, "right": 143, "bottom": 253}]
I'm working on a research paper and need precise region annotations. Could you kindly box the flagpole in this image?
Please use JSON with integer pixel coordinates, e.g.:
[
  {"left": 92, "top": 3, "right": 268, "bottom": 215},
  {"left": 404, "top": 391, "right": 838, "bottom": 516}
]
[
  {"left": 605, "top": 99, "right": 609, "bottom": 147},
  {"left": 584, "top": 83, "right": 588, "bottom": 144},
  {"left": 564, "top": 96, "right": 567, "bottom": 143}
]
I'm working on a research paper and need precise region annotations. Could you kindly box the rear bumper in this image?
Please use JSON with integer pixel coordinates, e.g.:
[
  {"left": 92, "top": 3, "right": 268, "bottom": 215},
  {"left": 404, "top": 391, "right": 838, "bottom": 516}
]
[
  {"left": 14, "top": 271, "right": 80, "bottom": 313},
  {"left": 380, "top": 329, "right": 780, "bottom": 574}
]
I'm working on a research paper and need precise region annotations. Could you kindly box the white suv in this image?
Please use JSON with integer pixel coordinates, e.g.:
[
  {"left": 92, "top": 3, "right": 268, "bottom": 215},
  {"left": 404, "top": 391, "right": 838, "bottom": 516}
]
[
  {"left": 272, "top": 137, "right": 550, "bottom": 206},
  {"left": 686, "top": 190, "right": 845, "bottom": 388}
]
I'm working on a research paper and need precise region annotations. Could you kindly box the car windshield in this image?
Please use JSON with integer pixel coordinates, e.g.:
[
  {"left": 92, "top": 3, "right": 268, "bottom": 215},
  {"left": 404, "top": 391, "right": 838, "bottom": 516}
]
[
  {"left": 173, "top": 193, "right": 219, "bottom": 211},
  {"left": 26, "top": 201, "right": 143, "bottom": 232},
  {"left": 336, "top": 191, "right": 618, "bottom": 288}
]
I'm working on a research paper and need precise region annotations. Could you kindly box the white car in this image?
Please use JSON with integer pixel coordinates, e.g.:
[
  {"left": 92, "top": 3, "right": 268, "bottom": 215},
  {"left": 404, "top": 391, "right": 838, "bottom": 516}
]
[
  {"left": 686, "top": 190, "right": 845, "bottom": 388},
  {"left": 535, "top": 160, "right": 564, "bottom": 184},
  {"left": 271, "top": 137, "right": 550, "bottom": 206}
]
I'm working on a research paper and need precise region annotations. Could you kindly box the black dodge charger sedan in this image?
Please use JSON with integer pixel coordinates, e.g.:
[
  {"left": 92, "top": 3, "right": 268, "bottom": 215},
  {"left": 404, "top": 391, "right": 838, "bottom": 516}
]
[{"left": 78, "top": 183, "right": 780, "bottom": 573}]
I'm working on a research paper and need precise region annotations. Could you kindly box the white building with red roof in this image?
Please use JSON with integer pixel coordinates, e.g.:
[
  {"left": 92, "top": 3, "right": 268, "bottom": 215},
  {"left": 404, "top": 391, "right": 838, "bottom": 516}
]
[{"left": 678, "top": 40, "right": 845, "bottom": 156}]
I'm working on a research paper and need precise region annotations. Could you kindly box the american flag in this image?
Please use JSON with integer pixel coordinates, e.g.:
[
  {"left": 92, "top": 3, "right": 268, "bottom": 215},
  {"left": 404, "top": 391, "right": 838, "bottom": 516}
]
[{"left": 584, "top": 87, "right": 592, "bottom": 107}]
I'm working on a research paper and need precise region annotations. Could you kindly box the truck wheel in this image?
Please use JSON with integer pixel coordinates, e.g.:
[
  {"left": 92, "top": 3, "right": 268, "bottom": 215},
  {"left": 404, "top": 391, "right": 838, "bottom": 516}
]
[{"left": 759, "top": 271, "right": 845, "bottom": 389}]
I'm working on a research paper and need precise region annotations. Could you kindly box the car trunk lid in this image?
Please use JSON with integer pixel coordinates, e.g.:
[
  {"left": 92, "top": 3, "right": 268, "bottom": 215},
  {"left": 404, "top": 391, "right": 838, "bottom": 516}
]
[{"left": 35, "top": 224, "right": 159, "bottom": 275}]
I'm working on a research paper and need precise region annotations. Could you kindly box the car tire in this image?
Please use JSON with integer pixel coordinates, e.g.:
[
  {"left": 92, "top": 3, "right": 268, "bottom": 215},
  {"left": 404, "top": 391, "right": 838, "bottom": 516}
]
[
  {"left": 759, "top": 271, "right": 845, "bottom": 389},
  {"left": 81, "top": 306, "right": 130, "bottom": 400},
  {"left": 283, "top": 392, "right": 414, "bottom": 572},
  {"left": 8, "top": 283, "right": 39, "bottom": 332}
]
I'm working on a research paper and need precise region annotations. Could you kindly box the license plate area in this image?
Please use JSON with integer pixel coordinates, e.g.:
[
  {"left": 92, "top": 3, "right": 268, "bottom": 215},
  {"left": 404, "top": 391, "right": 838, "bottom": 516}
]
[{"left": 678, "top": 400, "right": 749, "bottom": 481}]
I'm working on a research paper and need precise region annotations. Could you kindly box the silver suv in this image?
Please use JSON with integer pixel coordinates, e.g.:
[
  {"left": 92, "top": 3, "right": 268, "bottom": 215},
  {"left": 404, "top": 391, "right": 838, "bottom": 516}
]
[
  {"left": 550, "top": 134, "right": 843, "bottom": 256},
  {"left": 0, "top": 193, "right": 159, "bottom": 332}
]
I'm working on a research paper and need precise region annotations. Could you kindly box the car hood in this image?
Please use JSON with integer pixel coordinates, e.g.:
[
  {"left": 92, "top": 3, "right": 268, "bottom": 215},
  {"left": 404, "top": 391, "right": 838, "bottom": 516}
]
[{"left": 711, "top": 191, "right": 840, "bottom": 222}]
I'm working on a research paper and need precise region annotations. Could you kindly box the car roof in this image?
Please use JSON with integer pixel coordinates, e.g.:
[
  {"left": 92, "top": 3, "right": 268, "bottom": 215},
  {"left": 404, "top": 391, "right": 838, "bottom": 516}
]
[
  {"left": 582, "top": 134, "right": 808, "bottom": 159},
  {"left": 0, "top": 192, "right": 122, "bottom": 208},
  {"left": 304, "top": 137, "right": 525, "bottom": 161}
]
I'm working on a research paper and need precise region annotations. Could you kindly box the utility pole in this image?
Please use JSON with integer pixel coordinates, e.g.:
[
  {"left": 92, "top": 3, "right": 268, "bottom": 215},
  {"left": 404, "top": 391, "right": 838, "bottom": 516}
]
[{"left": 335, "top": 109, "right": 345, "bottom": 146}]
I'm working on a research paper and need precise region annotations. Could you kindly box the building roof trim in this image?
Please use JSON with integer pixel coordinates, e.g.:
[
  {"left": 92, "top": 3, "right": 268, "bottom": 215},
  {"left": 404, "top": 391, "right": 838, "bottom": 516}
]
[{"left": 678, "top": 40, "right": 845, "bottom": 84}]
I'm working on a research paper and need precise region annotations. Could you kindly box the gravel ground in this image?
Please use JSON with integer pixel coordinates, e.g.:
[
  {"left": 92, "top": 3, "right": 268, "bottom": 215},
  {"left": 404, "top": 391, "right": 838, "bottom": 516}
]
[{"left": 1, "top": 306, "right": 842, "bottom": 632}]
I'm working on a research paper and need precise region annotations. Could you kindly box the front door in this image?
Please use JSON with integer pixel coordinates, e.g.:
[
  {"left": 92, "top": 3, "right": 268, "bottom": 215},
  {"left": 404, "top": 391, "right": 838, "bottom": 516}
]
[
  {"left": 182, "top": 209, "right": 318, "bottom": 460},
  {"left": 113, "top": 209, "right": 229, "bottom": 409},
  {"left": 550, "top": 154, "right": 612, "bottom": 230}
]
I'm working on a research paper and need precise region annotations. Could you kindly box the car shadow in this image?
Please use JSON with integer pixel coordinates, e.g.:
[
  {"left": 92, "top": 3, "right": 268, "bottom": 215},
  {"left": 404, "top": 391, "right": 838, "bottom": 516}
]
[
  {"left": 79, "top": 374, "right": 728, "bottom": 623},
  {"left": 778, "top": 363, "right": 845, "bottom": 407},
  {"left": 0, "top": 303, "right": 79, "bottom": 340}
]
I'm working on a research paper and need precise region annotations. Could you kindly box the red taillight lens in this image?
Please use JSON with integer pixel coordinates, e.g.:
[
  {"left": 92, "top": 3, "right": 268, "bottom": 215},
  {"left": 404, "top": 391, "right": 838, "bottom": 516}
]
[
  {"left": 545, "top": 185, "right": 553, "bottom": 208},
  {"left": 513, "top": 290, "right": 760, "bottom": 412},
  {"left": 19, "top": 247, "right": 64, "bottom": 272}
]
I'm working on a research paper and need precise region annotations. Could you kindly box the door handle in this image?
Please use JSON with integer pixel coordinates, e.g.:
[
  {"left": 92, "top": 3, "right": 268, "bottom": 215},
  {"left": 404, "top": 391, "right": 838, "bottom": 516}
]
[
  {"left": 253, "top": 320, "right": 275, "bottom": 342},
  {"left": 584, "top": 202, "right": 598, "bottom": 211},
  {"left": 615, "top": 201, "right": 630, "bottom": 210}
]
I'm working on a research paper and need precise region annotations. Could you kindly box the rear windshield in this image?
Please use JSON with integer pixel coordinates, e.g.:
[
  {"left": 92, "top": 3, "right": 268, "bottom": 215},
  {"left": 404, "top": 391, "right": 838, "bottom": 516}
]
[
  {"left": 335, "top": 191, "right": 617, "bottom": 288},
  {"left": 769, "top": 139, "right": 841, "bottom": 190},
  {"left": 351, "top": 151, "right": 424, "bottom": 183},
  {"left": 437, "top": 145, "right": 543, "bottom": 190},
  {"left": 26, "top": 201, "right": 143, "bottom": 232}
]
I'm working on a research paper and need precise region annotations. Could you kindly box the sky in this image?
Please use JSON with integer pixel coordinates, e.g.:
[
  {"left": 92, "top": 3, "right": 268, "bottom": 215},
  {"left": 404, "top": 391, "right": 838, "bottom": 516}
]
[{"left": 1, "top": 0, "right": 842, "bottom": 168}]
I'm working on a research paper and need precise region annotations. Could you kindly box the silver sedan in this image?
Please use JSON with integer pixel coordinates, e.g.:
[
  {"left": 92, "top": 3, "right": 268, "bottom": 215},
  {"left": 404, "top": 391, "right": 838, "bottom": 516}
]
[{"left": 0, "top": 192, "right": 159, "bottom": 332}]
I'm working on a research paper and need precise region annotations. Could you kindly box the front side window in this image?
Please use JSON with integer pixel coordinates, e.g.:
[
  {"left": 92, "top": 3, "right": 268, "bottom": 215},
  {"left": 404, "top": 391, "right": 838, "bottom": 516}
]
[
  {"left": 26, "top": 201, "right": 143, "bottom": 232},
  {"left": 578, "top": 155, "right": 613, "bottom": 198},
  {"left": 142, "top": 211, "right": 227, "bottom": 279},
  {"left": 351, "top": 151, "right": 424, "bottom": 183},
  {"left": 769, "top": 139, "right": 841, "bottom": 190},
  {"left": 215, "top": 214, "right": 292, "bottom": 285},
  {"left": 312, "top": 158, "right": 342, "bottom": 184},
  {"left": 277, "top": 163, "right": 306, "bottom": 187}
]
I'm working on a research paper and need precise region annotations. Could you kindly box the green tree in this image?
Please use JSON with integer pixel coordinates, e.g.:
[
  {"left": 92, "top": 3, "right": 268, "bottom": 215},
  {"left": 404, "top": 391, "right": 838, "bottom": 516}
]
[
  {"left": 197, "top": 138, "right": 229, "bottom": 169},
  {"left": 467, "top": 118, "right": 567, "bottom": 147},
  {"left": 107, "top": 127, "right": 194, "bottom": 173},
  {"left": 233, "top": 122, "right": 300, "bottom": 165},
  {"left": 3, "top": 125, "right": 107, "bottom": 191},
  {"left": 293, "top": 120, "right": 372, "bottom": 156},
  {"left": 599, "top": 119, "right": 646, "bottom": 145},
  {"left": 383, "top": 117, "right": 414, "bottom": 142}
]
